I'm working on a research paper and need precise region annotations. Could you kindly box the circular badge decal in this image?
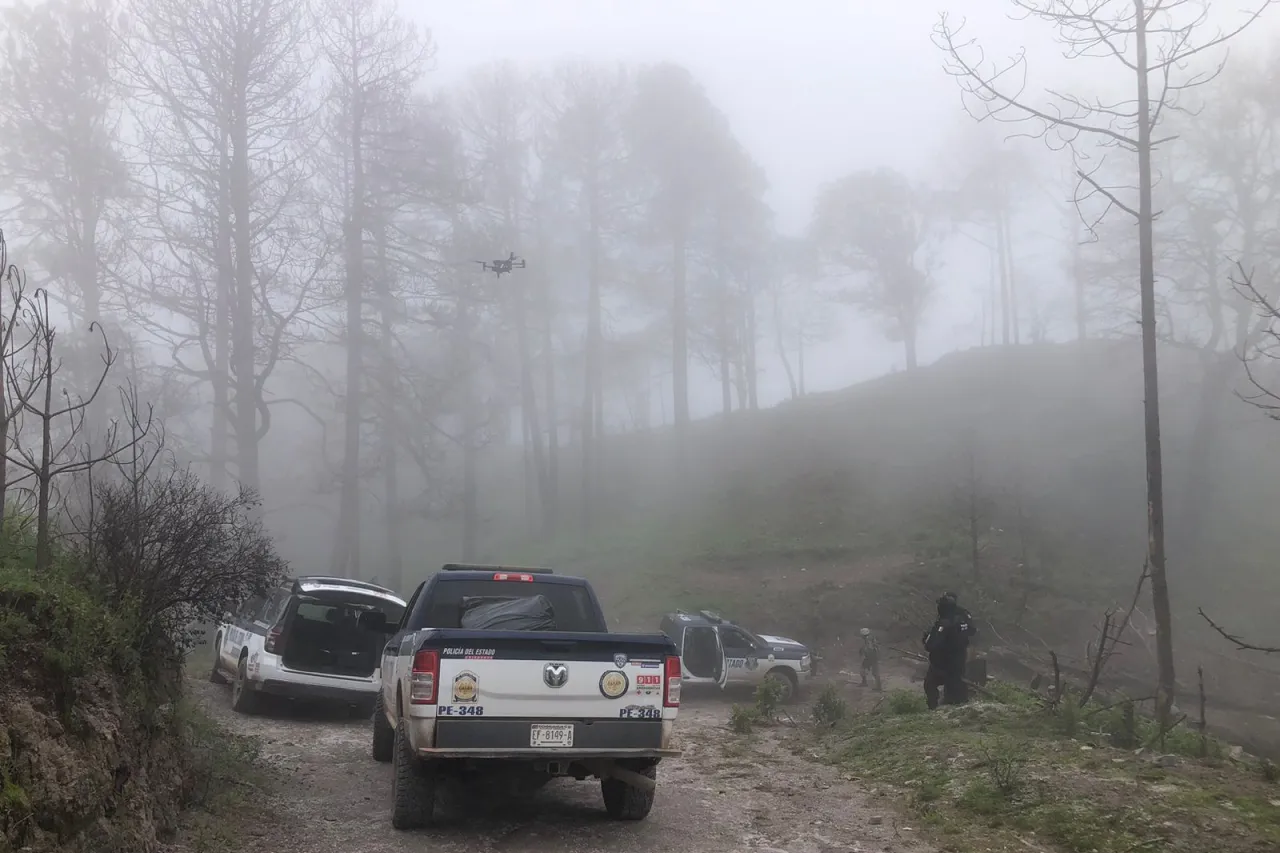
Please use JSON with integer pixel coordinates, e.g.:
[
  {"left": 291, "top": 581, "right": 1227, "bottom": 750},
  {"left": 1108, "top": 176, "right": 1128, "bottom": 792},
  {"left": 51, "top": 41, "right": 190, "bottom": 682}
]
[
  {"left": 599, "top": 670, "right": 630, "bottom": 699},
  {"left": 452, "top": 671, "right": 478, "bottom": 702}
]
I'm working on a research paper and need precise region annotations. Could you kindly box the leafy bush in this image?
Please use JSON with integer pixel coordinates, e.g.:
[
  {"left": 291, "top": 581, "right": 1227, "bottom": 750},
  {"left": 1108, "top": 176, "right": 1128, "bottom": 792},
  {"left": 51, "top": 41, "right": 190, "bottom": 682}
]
[
  {"left": 978, "top": 737, "right": 1029, "bottom": 797},
  {"left": 754, "top": 675, "right": 786, "bottom": 720},
  {"left": 886, "top": 688, "right": 928, "bottom": 715},
  {"left": 812, "top": 682, "right": 848, "bottom": 726},
  {"left": 77, "top": 465, "right": 287, "bottom": 656},
  {"left": 729, "top": 704, "right": 756, "bottom": 734},
  {"left": 0, "top": 519, "right": 140, "bottom": 697},
  {"left": 1055, "top": 689, "right": 1081, "bottom": 737}
]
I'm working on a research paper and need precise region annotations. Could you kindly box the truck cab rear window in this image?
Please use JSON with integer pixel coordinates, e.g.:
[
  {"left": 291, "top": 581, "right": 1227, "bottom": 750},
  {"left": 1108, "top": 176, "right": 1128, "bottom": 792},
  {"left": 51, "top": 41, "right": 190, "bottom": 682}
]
[{"left": 419, "top": 580, "right": 605, "bottom": 632}]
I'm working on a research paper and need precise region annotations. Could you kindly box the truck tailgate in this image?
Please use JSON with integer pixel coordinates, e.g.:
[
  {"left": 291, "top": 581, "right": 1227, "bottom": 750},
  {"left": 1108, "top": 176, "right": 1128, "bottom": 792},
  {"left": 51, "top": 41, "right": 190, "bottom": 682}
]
[{"left": 421, "top": 631, "right": 675, "bottom": 721}]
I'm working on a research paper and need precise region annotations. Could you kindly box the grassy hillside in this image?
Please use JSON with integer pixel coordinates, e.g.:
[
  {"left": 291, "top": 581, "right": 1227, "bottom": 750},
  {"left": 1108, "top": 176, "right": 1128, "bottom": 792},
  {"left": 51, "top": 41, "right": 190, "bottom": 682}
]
[{"left": 449, "top": 340, "right": 1280, "bottom": 724}]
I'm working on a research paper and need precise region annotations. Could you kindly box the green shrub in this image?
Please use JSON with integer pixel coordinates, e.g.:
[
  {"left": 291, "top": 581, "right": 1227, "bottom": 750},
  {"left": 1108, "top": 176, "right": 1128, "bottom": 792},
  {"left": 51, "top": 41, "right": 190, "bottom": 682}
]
[
  {"left": 0, "top": 523, "right": 141, "bottom": 697},
  {"left": 886, "top": 688, "right": 928, "bottom": 715},
  {"left": 812, "top": 683, "right": 848, "bottom": 726},
  {"left": 978, "top": 737, "right": 1029, "bottom": 797},
  {"left": 754, "top": 675, "right": 786, "bottom": 720},
  {"left": 729, "top": 704, "right": 756, "bottom": 734},
  {"left": 1055, "top": 691, "right": 1080, "bottom": 737}
]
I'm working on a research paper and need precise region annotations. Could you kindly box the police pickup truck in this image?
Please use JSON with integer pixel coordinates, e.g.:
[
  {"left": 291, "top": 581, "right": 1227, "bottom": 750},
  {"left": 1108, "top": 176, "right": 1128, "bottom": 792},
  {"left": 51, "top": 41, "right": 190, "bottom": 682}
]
[{"left": 368, "top": 564, "right": 682, "bottom": 829}]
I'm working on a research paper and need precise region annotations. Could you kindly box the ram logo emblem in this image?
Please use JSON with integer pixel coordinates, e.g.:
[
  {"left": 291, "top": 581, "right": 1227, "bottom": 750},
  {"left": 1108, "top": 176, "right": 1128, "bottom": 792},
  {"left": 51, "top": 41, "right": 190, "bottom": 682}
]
[{"left": 543, "top": 662, "right": 569, "bottom": 688}]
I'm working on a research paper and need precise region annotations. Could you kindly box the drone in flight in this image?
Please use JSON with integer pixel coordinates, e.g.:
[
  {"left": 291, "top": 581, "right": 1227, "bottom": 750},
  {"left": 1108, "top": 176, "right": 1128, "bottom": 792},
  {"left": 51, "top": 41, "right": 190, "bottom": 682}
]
[{"left": 474, "top": 252, "right": 526, "bottom": 277}]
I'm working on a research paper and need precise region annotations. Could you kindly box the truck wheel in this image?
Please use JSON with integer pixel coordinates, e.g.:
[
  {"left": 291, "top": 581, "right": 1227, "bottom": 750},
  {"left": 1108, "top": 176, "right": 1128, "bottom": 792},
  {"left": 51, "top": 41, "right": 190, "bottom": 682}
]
[
  {"left": 208, "top": 637, "right": 227, "bottom": 685},
  {"left": 371, "top": 692, "right": 394, "bottom": 763},
  {"left": 602, "top": 763, "right": 657, "bottom": 821},
  {"left": 766, "top": 668, "right": 799, "bottom": 703},
  {"left": 230, "top": 657, "right": 258, "bottom": 715},
  {"left": 391, "top": 721, "right": 436, "bottom": 829}
]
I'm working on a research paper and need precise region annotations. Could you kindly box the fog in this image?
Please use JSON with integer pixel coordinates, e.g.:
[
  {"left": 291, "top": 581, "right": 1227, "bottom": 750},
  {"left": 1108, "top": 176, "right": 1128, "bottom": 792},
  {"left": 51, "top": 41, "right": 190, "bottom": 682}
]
[{"left": 4, "top": 0, "right": 1280, "bottom": 729}]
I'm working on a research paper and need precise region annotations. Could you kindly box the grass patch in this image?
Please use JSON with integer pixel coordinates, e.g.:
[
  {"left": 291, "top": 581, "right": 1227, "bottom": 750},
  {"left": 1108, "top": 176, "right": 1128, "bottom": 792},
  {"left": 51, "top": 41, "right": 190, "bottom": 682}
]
[
  {"left": 173, "top": 698, "right": 276, "bottom": 853},
  {"left": 811, "top": 681, "right": 1280, "bottom": 853}
]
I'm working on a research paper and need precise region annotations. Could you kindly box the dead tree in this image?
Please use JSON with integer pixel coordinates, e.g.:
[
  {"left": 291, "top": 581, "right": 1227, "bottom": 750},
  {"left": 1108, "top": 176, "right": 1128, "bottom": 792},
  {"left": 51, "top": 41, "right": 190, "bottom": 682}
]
[
  {"left": 934, "top": 0, "right": 1274, "bottom": 728},
  {"left": 0, "top": 230, "right": 42, "bottom": 515},
  {"left": 4, "top": 288, "right": 151, "bottom": 570},
  {"left": 1198, "top": 608, "right": 1280, "bottom": 654},
  {"left": 1079, "top": 564, "right": 1149, "bottom": 706}
]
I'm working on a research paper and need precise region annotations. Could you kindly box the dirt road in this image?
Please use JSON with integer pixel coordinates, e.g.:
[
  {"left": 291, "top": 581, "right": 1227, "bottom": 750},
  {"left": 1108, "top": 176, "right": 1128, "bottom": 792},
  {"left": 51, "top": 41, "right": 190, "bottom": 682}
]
[{"left": 178, "top": 678, "right": 936, "bottom": 853}]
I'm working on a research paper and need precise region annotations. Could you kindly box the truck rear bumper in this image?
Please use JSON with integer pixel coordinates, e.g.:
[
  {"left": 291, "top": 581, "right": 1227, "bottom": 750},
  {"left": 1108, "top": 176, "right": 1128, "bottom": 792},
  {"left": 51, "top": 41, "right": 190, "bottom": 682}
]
[
  {"left": 434, "top": 718, "right": 665, "bottom": 750},
  {"left": 256, "top": 679, "right": 376, "bottom": 703},
  {"left": 416, "top": 747, "right": 681, "bottom": 759}
]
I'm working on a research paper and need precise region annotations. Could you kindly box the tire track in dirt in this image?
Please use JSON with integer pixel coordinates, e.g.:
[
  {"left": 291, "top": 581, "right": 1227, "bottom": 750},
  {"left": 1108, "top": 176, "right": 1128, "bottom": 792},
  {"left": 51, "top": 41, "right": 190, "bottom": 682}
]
[{"left": 175, "top": 679, "right": 938, "bottom": 853}]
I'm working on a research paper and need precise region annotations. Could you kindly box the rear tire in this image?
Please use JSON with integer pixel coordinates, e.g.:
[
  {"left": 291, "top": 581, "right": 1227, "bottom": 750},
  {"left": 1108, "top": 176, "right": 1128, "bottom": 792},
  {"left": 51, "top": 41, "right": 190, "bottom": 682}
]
[
  {"left": 208, "top": 636, "right": 228, "bottom": 685},
  {"left": 230, "top": 657, "right": 258, "bottom": 715},
  {"left": 602, "top": 763, "right": 657, "bottom": 821},
  {"left": 371, "top": 693, "right": 394, "bottom": 763},
  {"left": 391, "top": 721, "right": 435, "bottom": 829}
]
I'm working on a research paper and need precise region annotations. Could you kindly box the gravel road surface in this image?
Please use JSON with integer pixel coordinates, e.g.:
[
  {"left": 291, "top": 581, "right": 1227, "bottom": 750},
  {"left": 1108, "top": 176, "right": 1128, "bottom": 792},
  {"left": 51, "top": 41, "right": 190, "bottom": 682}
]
[{"left": 176, "top": 678, "right": 937, "bottom": 853}]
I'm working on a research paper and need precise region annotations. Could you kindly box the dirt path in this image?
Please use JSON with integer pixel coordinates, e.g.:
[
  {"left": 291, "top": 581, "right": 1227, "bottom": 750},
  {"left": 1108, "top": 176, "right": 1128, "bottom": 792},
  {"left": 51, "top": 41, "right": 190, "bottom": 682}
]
[{"left": 176, "top": 677, "right": 937, "bottom": 853}]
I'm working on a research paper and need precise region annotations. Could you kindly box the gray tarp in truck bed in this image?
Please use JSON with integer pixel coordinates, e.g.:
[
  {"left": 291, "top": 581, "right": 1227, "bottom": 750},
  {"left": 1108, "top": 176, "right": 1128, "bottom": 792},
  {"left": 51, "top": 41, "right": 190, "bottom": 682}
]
[{"left": 459, "top": 594, "right": 557, "bottom": 631}]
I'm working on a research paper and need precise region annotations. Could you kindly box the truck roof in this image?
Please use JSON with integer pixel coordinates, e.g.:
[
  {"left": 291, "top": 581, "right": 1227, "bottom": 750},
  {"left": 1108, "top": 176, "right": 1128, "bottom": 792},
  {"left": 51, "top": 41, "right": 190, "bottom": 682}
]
[
  {"left": 430, "top": 569, "right": 592, "bottom": 587},
  {"left": 661, "top": 609, "right": 729, "bottom": 628}
]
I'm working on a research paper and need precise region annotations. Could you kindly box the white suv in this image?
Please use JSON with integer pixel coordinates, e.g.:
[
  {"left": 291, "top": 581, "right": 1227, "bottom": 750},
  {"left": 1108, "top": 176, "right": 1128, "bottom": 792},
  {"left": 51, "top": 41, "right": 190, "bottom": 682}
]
[{"left": 209, "top": 576, "right": 406, "bottom": 715}]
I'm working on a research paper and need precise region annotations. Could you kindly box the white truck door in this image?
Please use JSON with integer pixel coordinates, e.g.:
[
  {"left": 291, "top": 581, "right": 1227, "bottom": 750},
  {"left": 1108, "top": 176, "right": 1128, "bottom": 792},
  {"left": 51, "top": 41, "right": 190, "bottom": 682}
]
[{"left": 715, "top": 629, "right": 729, "bottom": 689}]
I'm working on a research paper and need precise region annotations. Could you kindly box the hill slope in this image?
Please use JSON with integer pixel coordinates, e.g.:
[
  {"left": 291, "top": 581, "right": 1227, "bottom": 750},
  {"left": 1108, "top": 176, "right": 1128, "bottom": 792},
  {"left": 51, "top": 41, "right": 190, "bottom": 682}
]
[{"left": 471, "top": 340, "right": 1280, "bottom": 729}]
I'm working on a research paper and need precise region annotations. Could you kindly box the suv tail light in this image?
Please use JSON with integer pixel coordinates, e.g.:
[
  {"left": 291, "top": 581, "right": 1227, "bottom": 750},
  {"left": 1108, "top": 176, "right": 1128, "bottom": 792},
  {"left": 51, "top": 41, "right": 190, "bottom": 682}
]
[
  {"left": 410, "top": 649, "right": 440, "bottom": 705},
  {"left": 264, "top": 624, "right": 284, "bottom": 655},
  {"left": 493, "top": 572, "right": 534, "bottom": 582},
  {"left": 663, "top": 655, "right": 681, "bottom": 707}
]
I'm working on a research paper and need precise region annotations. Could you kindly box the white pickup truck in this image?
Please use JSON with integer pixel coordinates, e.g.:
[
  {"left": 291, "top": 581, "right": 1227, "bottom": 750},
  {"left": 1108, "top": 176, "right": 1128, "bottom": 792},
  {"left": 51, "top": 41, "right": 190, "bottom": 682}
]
[{"left": 364, "top": 564, "right": 682, "bottom": 829}]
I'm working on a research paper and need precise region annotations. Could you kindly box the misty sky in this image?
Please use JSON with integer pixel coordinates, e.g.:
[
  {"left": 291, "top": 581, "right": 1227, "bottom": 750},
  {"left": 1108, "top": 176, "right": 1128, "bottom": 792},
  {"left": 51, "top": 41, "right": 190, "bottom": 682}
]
[
  {"left": 413, "top": 0, "right": 1280, "bottom": 414},
  {"left": 416, "top": 0, "right": 1063, "bottom": 407}
]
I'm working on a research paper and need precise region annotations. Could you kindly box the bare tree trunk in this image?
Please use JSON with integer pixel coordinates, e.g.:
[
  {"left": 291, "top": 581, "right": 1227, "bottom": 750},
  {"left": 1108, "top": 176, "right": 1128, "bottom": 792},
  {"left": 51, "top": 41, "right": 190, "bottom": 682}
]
[
  {"left": 1071, "top": 224, "right": 1088, "bottom": 342},
  {"left": 541, "top": 271, "right": 559, "bottom": 534},
  {"left": 375, "top": 227, "right": 402, "bottom": 591},
  {"left": 903, "top": 318, "right": 919, "bottom": 370},
  {"left": 456, "top": 290, "right": 479, "bottom": 560},
  {"left": 514, "top": 278, "right": 552, "bottom": 534},
  {"left": 672, "top": 228, "right": 689, "bottom": 441},
  {"left": 0, "top": 277, "right": 8, "bottom": 515},
  {"left": 211, "top": 141, "right": 233, "bottom": 492},
  {"left": 745, "top": 285, "right": 758, "bottom": 410},
  {"left": 772, "top": 289, "right": 798, "bottom": 399},
  {"left": 332, "top": 90, "right": 367, "bottom": 577},
  {"left": 996, "top": 210, "right": 1011, "bottom": 345},
  {"left": 230, "top": 97, "right": 260, "bottom": 496},
  {"left": 719, "top": 289, "right": 732, "bottom": 419},
  {"left": 35, "top": 331, "right": 53, "bottom": 571},
  {"left": 797, "top": 331, "right": 806, "bottom": 396},
  {"left": 582, "top": 175, "right": 603, "bottom": 528},
  {"left": 1004, "top": 207, "right": 1021, "bottom": 345},
  {"left": 1134, "top": 8, "right": 1176, "bottom": 724},
  {"left": 986, "top": 245, "right": 997, "bottom": 346}
]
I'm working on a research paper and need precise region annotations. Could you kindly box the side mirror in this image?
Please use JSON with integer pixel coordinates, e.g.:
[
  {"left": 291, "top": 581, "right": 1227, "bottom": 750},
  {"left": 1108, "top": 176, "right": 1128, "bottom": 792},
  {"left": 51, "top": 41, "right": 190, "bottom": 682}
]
[
  {"left": 222, "top": 611, "right": 233, "bottom": 624},
  {"left": 359, "top": 611, "right": 391, "bottom": 633}
]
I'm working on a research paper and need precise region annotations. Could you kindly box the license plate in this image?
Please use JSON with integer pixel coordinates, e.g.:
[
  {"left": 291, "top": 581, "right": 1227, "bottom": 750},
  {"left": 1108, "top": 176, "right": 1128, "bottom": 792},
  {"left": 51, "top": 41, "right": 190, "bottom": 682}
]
[{"left": 530, "top": 723, "right": 574, "bottom": 748}]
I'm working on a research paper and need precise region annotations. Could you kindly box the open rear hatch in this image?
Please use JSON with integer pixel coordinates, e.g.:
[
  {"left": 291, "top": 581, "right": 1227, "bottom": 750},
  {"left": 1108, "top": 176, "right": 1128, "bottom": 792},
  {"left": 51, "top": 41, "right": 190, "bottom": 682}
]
[{"left": 280, "top": 591, "right": 405, "bottom": 677}]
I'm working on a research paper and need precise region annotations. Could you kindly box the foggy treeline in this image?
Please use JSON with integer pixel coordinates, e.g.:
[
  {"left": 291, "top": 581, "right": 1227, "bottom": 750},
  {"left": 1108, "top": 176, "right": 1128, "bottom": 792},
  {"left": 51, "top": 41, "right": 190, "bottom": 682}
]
[{"left": 3, "top": 0, "right": 1280, "bottom": 685}]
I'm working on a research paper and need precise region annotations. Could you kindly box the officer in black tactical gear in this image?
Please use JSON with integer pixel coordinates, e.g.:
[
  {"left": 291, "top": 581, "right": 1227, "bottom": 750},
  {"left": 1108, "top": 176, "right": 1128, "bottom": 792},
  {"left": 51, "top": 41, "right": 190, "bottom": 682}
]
[{"left": 921, "top": 592, "right": 977, "bottom": 708}]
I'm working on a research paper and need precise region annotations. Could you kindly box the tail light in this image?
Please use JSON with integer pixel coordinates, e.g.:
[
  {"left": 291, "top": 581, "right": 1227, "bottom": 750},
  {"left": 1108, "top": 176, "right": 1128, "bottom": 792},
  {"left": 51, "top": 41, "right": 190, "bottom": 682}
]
[
  {"left": 493, "top": 572, "right": 534, "bottom": 582},
  {"left": 410, "top": 649, "right": 440, "bottom": 705},
  {"left": 663, "top": 655, "right": 682, "bottom": 707},
  {"left": 264, "top": 625, "right": 284, "bottom": 655}
]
